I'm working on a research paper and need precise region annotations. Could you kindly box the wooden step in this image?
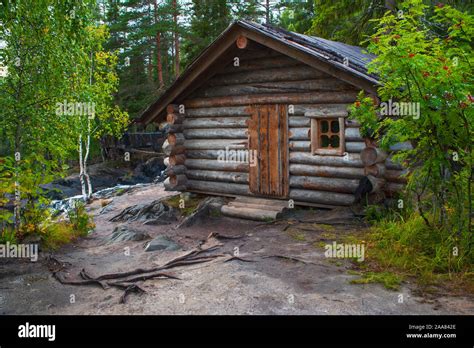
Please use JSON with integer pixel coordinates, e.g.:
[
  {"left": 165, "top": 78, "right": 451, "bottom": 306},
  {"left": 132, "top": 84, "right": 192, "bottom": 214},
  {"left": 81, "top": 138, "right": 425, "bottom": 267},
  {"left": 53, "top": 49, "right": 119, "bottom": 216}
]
[
  {"left": 233, "top": 195, "right": 288, "bottom": 208},
  {"left": 220, "top": 196, "right": 288, "bottom": 221},
  {"left": 228, "top": 201, "right": 287, "bottom": 212},
  {"left": 221, "top": 205, "right": 282, "bottom": 221}
]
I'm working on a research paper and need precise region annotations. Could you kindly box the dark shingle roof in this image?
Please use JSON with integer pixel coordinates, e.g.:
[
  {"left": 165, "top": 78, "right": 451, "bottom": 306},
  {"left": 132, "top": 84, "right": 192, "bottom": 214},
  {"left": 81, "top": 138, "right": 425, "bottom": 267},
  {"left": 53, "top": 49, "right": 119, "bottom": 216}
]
[
  {"left": 139, "top": 20, "right": 378, "bottom": 124},
  {"left": 238, "top": 20, "right": 378, "bottom": 82}
]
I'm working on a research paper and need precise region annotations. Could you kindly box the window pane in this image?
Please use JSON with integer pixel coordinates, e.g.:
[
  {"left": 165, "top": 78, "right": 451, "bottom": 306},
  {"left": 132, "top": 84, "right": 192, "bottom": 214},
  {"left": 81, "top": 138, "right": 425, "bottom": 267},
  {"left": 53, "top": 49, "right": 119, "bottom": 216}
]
[
  {"left": 330, "top": 135, "right": 340, "bottom": 148},
  {"left": 331, "top": 120, "right": 340, "bottom": 133},
  {"left": 321, "top": 135, "right": 329, "bottom": 147},
  {"left": 320, "top": 120, "right": 329, "bottom": 133}
]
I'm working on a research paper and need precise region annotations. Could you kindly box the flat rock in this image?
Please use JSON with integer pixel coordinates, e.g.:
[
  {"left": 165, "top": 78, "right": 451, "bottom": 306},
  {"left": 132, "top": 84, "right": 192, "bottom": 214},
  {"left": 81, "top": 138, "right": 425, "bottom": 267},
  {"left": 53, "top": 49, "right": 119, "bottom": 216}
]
[
  {"left": 108, "top": 225, "right": 150, "bottom": 243},
  {"left": 144, "top": 235, "right": 181, "bottom": 252}
]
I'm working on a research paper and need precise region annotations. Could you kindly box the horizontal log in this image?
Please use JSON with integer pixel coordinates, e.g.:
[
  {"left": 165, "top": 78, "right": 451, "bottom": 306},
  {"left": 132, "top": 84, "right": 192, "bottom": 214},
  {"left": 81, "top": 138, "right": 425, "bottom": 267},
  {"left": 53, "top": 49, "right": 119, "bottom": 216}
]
[
  {"left": 344, "top": 127, "right": 363, "bottom": 141},
  {"left": 289, "top": 164, "right": 365, "bottom": 179},
  {"left": 289, "top": 127, "right": 310, "bottom": 140},
  {"left": 290, "top": 176, "right": 359, "bottom": 194},
  {"left": 187, "top": 150, "right": 221, "bottom": 159},
  {"left": 208, "top": 65, "right": 328, "bottom": 86},
  {"left": 385, "top": 169, "right": 409, "bottom": 183},
  {"left": 289, "top": 152, "right": 363, "bottom": 168},
  {"left": 221, "top": 56, "right": 300, "bottom": 73},
  {"left": 304, "top": 104, "right": 349, "bottom": 117},
  {"left": 166, "top": 113, "right": 185, "bottom": 125},
  {"left": 168, "top": 133, "right": 185, "bottom": 145},
  {"left": 288, "top": 104, "right": 351, "bottom": 116},
  {"left": 170, "top": 174, "right": 187, "bottom": 186},
  {"left": 184, "top": 128, "right": 248, "bottom": 139},
  {"left": 183, "top": 117, "right": 248, "bottom": 129},
  {"left": 187, "top": 169, "right": 249, "bottom": 184},
  {"left": 184, "top": 91, "right": 359, "bottom": 108},
  {"left": 162, "top": 139, "right": 185, "bottom": 156},
  {"left": 288, "top": 141, "right": 365, "bottom": 153},
  {"left": 289, "top": 189, "right": 354, "bottom": 206},
  {"left": 170, "top": 154, "right": 186, "bottom": 166},
  {"left": 221, "top": 205, "right": 281, "bottom": 221},
  {"left": 166, "top": 104, "right": 187, "bottom": 115},
  {"left": 187, "top": 180, "right": 250, "bottom": 195},
  {"left": 367, "top": 175, "right": 386, "bottom": 193},
  {"left": 164, "top": 165, "right": 186, "bottom": 176},
  {"left": 184, "top": 139, "right": 248, "bottom": 150},
  {"left": 360, "top": 147, "right": 388, "bottom": 166},
  {"left": 185, "top": 159, "right": 249, "bottom": 172},
  {"left": 289, "top": 116, "right": 310, "bottom": 127},
  {"left": 186, "top": 149, "right": 255, "bottom": 163},
  {"left": 289, "top": 141, "right": 310, "bottom": 151},
  {"left": 197, "top": 79, "right": 354, "bottom": 98},
  {"left": 345, "top": 119, "right": 361, "bottom": 127},
  {"left": 164, "top": 177, "right": 186, "bottom": 191},
  {"left": 364, "top": 163, "right": 386, "bottom": 177},
  {"left": 186, "top": 106, "right": 250, "bottom": 117},
  {"left": 166, "top": 104, "right": 181, "bottom": 114},
  {"left": 346, "top": 141, "right": 365, "bottom": 153},
  {"left": 168, "top": 124, "right": 184, "bottom": 133}
]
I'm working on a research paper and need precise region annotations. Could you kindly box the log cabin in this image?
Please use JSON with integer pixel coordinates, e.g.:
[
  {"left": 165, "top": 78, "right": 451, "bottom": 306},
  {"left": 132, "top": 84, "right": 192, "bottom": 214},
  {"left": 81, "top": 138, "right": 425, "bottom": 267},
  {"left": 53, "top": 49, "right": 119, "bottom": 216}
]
[{"left": 138, "top": 20, "right": 408, "bottom": 220}]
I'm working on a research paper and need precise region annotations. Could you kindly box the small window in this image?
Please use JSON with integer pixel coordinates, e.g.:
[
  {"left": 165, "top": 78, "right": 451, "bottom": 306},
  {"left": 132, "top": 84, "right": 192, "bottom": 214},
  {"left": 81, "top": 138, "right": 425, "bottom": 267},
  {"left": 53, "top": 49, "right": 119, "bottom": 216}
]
[{"left": 311, "top": 117, "right": 345, "bottom": 155}]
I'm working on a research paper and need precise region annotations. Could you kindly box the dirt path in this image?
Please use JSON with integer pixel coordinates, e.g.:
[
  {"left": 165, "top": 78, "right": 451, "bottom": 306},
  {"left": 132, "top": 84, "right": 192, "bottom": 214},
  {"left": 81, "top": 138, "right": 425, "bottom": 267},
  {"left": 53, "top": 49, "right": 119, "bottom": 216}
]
[{"left": 1, "top": 183, "right": 472, "bottom": 315}]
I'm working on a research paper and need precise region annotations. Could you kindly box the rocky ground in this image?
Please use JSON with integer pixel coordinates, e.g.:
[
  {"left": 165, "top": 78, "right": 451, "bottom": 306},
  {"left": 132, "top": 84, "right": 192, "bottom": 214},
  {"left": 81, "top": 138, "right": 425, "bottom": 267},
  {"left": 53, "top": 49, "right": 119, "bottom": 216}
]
[{"left": 0, "top": 183, "right": 472, "bottom": 315}]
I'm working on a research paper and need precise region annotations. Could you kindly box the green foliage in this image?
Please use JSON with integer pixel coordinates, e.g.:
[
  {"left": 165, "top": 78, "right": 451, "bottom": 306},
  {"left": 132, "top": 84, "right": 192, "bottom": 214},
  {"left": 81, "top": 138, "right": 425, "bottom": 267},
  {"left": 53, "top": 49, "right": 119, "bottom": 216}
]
[
  {"left": 181, "top": 0, "right": 232, "bottom": 68},
  {"left": 68, "top": 201, "right": 95, "bottom": 236},
  {"left": 308, "top": 0, "right": 473, "bottom": 46},
  {"left": 349, "top": 92, "right": 379, "bottom": 138},
  {"left": 0, "top": 227, "right": 17, "bottom": 244},
  {"left": 350, "top": 271, "right": 403, "bottom": 290},
  {"left": 0, "top": 1, "right": 126, "bottom": 240},
  {"left": 309, "top": 0, "right": 390, "bottom": 45},
  {"left": 277, "top": 0, "right": 315, "bottom": 33},
  {"left": 351, "top": 0, "right": 473, "bottom": 245}
]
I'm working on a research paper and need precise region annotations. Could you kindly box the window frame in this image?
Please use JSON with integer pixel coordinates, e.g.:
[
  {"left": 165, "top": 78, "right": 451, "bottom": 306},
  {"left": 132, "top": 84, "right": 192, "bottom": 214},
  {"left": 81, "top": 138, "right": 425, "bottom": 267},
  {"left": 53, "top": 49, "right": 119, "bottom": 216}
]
[{"left": 310, "top": 116, "right": 346, "bottom": 156}]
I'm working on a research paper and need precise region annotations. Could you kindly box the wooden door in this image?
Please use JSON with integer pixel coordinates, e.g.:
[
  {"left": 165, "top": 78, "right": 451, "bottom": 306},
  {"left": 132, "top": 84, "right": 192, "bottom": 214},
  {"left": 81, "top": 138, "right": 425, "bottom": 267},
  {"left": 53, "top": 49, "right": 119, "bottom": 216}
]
[{"left": 248, "top": 104, "right": 289, "bottom": 198}]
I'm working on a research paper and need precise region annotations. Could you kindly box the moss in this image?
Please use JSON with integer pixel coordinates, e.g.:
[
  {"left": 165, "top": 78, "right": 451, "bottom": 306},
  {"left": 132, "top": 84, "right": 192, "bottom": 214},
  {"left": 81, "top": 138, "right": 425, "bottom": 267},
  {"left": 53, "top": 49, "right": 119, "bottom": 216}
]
[
  {"left": 287, "top": 228, "right": 306, "bottom": 241},
  {"left": 163, "top": 194, "right": 205, "bottom": 216},
  {"left": 350, "top": 271, "right": 403, "bottom": 291}
]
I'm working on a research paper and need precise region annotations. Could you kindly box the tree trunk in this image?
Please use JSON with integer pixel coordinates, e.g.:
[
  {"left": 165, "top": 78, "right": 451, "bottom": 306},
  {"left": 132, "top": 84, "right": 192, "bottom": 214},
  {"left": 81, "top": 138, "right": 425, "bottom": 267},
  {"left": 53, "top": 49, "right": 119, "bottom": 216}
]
[
  {"left": 156, "top": 32, "right": 164, "bottom": 89},
  {"left": 172, "top": 0, "right": 180, "bottom": 77}
]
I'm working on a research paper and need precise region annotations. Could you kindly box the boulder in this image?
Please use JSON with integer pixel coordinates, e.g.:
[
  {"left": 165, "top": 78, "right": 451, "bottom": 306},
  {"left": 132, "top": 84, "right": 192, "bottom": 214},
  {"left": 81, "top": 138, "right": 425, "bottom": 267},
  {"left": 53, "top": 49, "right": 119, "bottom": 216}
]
[
  {"left": 108, "top": 225, "right": 150, "bottom": 243},
  {"left": 144, "top": 235, "right": 181, "bottom": 252}
]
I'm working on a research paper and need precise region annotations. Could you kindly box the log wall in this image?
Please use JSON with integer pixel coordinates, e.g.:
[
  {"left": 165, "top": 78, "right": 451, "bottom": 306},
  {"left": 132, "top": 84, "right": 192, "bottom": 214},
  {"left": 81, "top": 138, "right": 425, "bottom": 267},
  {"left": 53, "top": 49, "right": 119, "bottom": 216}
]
[{"left": 161, "top": 45, "right": 407, "bottom": 206}]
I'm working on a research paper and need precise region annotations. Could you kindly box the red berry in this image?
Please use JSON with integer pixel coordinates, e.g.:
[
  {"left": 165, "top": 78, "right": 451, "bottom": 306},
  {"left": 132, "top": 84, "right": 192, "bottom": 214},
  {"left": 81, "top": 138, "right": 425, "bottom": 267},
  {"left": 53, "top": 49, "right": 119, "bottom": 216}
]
[
  {"left": 355, "top": 101, "right": 361, "bottom": 108},
  {"left": 408, "top": 53, "right": 415, "bottom": 58},
  {"left": 468, "top": 95, "right": 474, "bottom": 103}
]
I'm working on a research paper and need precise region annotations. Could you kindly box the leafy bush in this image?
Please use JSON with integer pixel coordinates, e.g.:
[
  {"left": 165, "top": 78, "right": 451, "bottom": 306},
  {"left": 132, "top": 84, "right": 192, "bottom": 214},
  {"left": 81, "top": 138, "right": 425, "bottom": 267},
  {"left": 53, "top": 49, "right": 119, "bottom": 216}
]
[
  {"left": 349, "top": 1, "right": 473, "bottom": 289},
  {"left": 68, "top": 201, "right": 95, "bottom": 237}
]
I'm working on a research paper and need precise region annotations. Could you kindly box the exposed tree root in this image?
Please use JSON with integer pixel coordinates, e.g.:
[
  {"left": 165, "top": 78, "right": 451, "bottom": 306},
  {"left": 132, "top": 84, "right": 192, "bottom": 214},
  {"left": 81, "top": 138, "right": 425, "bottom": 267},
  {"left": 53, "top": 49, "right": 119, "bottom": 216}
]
[{"left": 51, "top": 234, "right": 224, "bottom": 303}]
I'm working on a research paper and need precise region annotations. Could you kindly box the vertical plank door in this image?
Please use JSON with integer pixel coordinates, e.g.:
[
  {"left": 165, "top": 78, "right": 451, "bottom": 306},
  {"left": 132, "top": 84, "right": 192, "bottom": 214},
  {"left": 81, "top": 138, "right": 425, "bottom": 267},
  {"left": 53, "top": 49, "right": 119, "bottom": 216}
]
[{"left": 248, "top": 104, "right": 288, "bottom": 198}]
